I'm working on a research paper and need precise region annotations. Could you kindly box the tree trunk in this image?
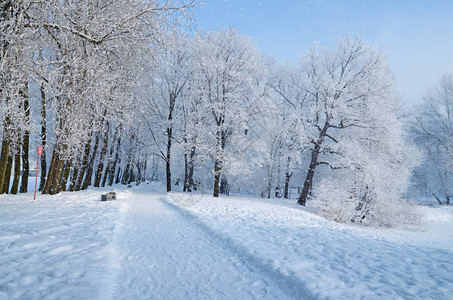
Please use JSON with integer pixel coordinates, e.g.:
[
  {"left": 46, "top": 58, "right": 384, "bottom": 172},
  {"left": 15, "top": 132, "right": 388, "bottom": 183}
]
[
  {"left": 183, "top": 150, "right": 189, "bottom": 192},
  {"left": 49, "top": 158, "right": 65, "bottom": 195},
  {"left": 112, "top": 130, "right": 122, "bottom": 186},
  {"left": 75, "top": 135, "right": 92, "bottom": 191},
  {"left": 19, "top": 85, "right": 29, "bottom": 193},
  {"left": 82, "top": 133, "right": 100, "bottom": 190},
  {"left": 68, "top": 165, "right": 79, "bottom": 192},
  {"left": 0, "top": 130, "right": 11, "bottom": 192},
  {"left": 102, "top": 126, "right": 119, "bottom": 187},
  {"left": 432, "top": 193, "right": 443, "bottom": 205},
  {"left": 165, "top": 95, "right": 175, "bottom": 192},
  {"left": 213, "top": 158, "right": 221, "bottom": 197},
  {"left": 284, "top": 171, "right": 292, "bottom": 199},
  {"left": 284, "top": 156, "right": 292, "bottom": 199},
  {"left": 38, "top": 82, "right": 47, "bottom": 192},
  {"left": 59, "top": 161, "right": 71, "bottom": 191},
  {"left": 166, "top": 157, "right": 171, "bottom": 192},
  {"left": 298, "top": 121, "right": 329, "bottom": 206},
  {"left": 42, "top": 149, "right": 58, "bottom": 194},
  {"left": 2, "top": 154, "right": 12, "bottom": 194},
  {"left": 94, "top": 123, "right": 109, "bottom": 187},
  {"left": 11, "top": 148, "right": 21, "bottom": 194}
]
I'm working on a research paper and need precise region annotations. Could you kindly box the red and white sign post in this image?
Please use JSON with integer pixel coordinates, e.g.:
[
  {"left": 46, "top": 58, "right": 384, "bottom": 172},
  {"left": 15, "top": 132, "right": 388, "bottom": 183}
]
[{"left": 34, "top": 146, "right": 43, "bottom": 200}]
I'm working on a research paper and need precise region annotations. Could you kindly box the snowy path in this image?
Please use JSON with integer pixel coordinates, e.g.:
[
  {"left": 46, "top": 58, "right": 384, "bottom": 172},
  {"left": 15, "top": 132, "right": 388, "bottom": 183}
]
[{"left": 107, "top": 188, "right": 291, "bottom": 299}]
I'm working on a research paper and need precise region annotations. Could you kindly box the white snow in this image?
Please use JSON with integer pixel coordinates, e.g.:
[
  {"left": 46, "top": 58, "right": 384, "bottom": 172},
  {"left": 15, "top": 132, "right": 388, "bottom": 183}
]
[
  {"left": 167, "top": 192, "right": 453, "bottom": 299},
  {"left": 1, "top": 184, "right": 452, "bottom": 299}
]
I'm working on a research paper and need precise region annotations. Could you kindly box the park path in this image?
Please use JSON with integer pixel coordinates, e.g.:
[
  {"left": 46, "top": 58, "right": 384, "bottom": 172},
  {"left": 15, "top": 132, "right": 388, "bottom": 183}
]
[{"left": 106, "top": 188, "right": 290, "bottom": 299}]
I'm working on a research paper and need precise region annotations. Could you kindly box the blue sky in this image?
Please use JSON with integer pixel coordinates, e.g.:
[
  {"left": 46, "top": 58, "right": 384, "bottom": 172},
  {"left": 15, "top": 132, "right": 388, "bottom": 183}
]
[{"left": 194, "top": 0, "right": 453, "bottom": 106}]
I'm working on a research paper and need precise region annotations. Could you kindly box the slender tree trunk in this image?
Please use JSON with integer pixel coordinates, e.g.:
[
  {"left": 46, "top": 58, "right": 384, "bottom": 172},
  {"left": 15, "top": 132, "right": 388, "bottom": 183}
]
[
  {"left": 102, "top": 126, "right": 118, "bottom": 187},
  {"left": 38, "top": 82, "right": 47, "bottom": 192},
  {"left": 0, "top": 125, "right": 11, "bottom": 192},
  {"left": 284, "top": 157, "right": 292, "bottom": 199},
  {"left": 112, "top": 130, "right": 122, "bottom": 186},
  {"left": 165, "top": 95, "right": 175, "bottom": 192},
  {"left": 188, "top": 146, "right": 195, "bottom": 191},
  {"left": 284, "top": 172, "right": 292, "bottom": 199},
  {"left": 19, "top": 85, "right": 29, "bottom": 193},
  {"left": 213, "top": 158, "right": 221, "bottom": 197},
  {"left": 94, "top": 123, "right": 109, "bottom": 187},
  {"left": 11, "top": 148, "right": 21, "bottom": 194},
  {"left": 142, "top": 159, "right": 147, "bottom": 182},
  {"left": 298, "top": 121, "right": 329, "bottom": 206},
  {"left": 166, "top": 156, "right": 171, "bottom": 192},
  {"left": 213, "top": 130, "right": 225, "bottom": 198},
  {"left": 183, "top": 150, "right": 189, "bottom": 192},
  {"left": 59, "top": 161, "right": 71, "bottom": 191},
  {"left": 2, "top": 154, "right": 12, "bottom": 194},
  {"left": 74, "top": 135, "right": 92, "bottom": 191},
  {"left": 82, "top": 133, "right": 100, "bottom": 190},
  {"left": 68, "top": 165, "right": 79, "bottom": 192}
]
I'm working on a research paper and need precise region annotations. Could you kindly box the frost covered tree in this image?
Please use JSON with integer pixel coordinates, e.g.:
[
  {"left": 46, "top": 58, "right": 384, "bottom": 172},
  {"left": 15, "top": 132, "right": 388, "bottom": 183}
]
[
  {"left": 143, "top": 33, "right": 191, "bottom": 192},
  {"left": 412, "top": 74, "right": 453, "bottom": 205},
  {"left": 190, "top": 28, "right": 267, "bottom": 197},
  {"left": 267, "top": 63, "right": 309, "bottom": 198},
  {"left": 0, "top": 0, "right": 34, "bottom": 194},
  {"left": 290, "top": 37, "right": 419, "bottom": 226}
]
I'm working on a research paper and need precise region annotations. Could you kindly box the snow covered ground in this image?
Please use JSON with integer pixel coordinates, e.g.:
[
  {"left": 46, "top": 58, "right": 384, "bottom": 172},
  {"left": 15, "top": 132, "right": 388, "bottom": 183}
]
[
  {"left": 1, "top": 184, "right": 452, "bottom": 299},
  {"left": 168, "top": 192, "right": 453, "bottom": 300}
]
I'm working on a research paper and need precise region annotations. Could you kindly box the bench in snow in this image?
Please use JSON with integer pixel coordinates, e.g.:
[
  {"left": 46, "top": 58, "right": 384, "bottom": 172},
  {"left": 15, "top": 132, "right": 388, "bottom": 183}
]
[{"left": 101, "top": 192, "right": 117, "bottom": 201}]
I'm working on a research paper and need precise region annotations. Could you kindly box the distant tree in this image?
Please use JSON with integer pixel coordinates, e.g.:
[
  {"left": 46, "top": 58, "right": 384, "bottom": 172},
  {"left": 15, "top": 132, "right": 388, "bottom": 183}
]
[{"left": 412, "top": 74, "right": 453, "bottom": 205}]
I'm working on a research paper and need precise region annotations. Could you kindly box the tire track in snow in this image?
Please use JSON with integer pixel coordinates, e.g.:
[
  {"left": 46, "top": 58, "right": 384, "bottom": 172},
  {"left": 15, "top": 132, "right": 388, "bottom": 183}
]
[
  {"left": 109, "top": 189, "right": 291, "bottom": 299},
  {"left": 163, "top": 195, "right": 316, "bottom": 300}
]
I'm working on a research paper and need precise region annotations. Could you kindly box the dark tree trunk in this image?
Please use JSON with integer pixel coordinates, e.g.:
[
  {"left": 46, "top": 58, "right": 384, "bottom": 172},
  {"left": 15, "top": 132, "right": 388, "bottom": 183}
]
[
  {"left": 19, "top": 85, "right": 29, "bottom": 193},
  {"left": 213, "top": 158, "right": 221, "bottom": 197},
  {"left": 183, "top": 150, "right": 189, "bottom": 192},
  {"left": 11, "top": 148, "right": 21, "bottom": 194},
  {"left": 75, "top": 135, "right": 92, "bottom": 191},
  {"left": 68, "top": 164, "right": 79, "bottom": 192},
  {"left": 59, "top": 161, "right": 71, "bottom": 191},
  {"left": 102, "top": 126, "right": 119, "bottom": 187},
  {"left": 220, "top": 177, "right": 229, "bottom": 196},
  {"left": 166, "top": 156, "right": 171, "bottom": 192},
  {"left": 0, "top": 126, "right": 11, "bottom": 192},
  {"left": 298, "top": 121, "right": 329, "bottom": 206},
  {"left": 284, "top": 171, "right": 292, "bottom": 199},
  {"left": 165, "top": 94, "right": 176, "bottom": 192},
  {"left": 112, "top": 130, "right": 122, "bottom": 186},
  {"left": 94, "top": 123, "right": 109, "bottom": 187},
  {"left": 2, "top": 154, "right": 12, "bottom": 194},
  {"left": 38, "top": 82, "right": 47, "bottom": 192},
  {"left": 42, "top": 149, "right": 58, "bottom": 194},
  {"left": 82, "top": 133, "right": 100, "bottom": 190},
  {"left": 188, "top": 148, "right": 195, "bottom": 191},
  {"left": 49, "top": 158, "right": 65, "bottom": 195}
]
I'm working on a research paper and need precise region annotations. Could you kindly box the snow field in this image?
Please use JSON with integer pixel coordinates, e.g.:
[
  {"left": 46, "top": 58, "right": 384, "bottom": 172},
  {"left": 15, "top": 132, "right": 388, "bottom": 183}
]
[
  {"left": 2, "top": 184, "right": 452, "bottom": 299},
  {"left": 167, "top": 192, "right": 453, "bottom": 300},
  {"left": 1, "top": 185, "right": 292, "bottom": 299},
  {"left": 0, "top": 188, "right": 128, "bottom": 299}
]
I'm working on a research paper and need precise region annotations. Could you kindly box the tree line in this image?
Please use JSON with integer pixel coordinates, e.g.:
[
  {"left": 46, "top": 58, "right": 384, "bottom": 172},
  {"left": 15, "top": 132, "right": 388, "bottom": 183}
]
[{"left": 1, "top": 1, "right": 450, "bottom": 227}]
